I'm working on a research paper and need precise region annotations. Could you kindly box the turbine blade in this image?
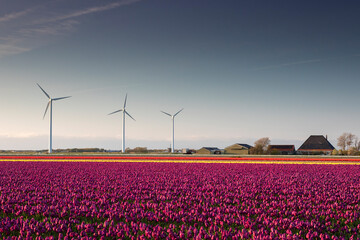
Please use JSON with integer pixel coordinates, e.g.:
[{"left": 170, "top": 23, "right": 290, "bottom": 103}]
[
  {"left": 108, "top": 109, "right": 123, "bottom": 115},
  {"left": 43, "top": 101, "right": 50, "bottom": 119},
  {"left": 174, "top": 108, "right": 184, "bottom": 117},
  {"left": 53, "top": 96, "right": 71, "bottom": 101},
  {"left": 123, "top": 94, "right": 128, "bottom": 108},
  {"left": 125, "top": 110, "right": 136, "bottom": 121},
  {"left": 161, "top": 111, "right": 172, "bottom": 117},
  {"left": 37, "top": 83, "right": 50, "bottom": 99}
]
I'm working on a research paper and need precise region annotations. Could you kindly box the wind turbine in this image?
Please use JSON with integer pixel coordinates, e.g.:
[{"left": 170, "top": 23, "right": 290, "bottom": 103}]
[
  {"left": 161, "top": 108, "right": 183, "bottom": 153},
  {"left": 108, "top": 94, "right": 135, "bottom": 153},
  {"left": 37, "top": 83, "right": 71, "bottom": 153}
]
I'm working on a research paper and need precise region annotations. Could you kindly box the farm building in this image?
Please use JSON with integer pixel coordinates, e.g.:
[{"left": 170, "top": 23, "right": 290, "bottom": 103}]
[
  {"left": 182, "top": 148, "right": 196, "bottom": 154},
  {"left": 297, "top": 135, "right": 335, "bottom": 155},
  {"left": 268, "top": 145, "right": 295, "bottom": 155},
  {"left": 224, "top": 143, "right": 252, "bottom": 155},
  {"left": 197, "top": 147, "right": 223, "bottom": 154}
]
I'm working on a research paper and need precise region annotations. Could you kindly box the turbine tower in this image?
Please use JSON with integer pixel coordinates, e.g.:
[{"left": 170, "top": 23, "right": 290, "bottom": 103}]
[
  {"left": 109, "top": 94, "right": 135, "bottom": 153},
  {"left": 161, "top": 108, "right": 183, "bottom": 153},
  {"left": 37, "top": 83, "right": 71, "bottom": 153}
]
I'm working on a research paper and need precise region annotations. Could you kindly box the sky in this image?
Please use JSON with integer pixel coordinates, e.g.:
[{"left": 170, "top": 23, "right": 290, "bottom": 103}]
[{"left": 1, "top": 0, "right": 360, "bottom": 150}]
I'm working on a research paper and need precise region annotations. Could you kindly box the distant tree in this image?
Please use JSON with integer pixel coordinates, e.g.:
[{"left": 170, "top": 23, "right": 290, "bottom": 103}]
[
  {"left": 338, "top": 149, "right": 347, "bottom": 156},
  {"left": 348, "top": 147, "right": 359, "bottom": 156},
  {"left": 346, "top": 133, "right": 356, "bottom": 150},
  {"left": 129, "top": 147, "right": 148, "bottom": 154},
  {"left": 354, "top": 137, "right": 360, "bottom": 151},
  {"left": 331, "top": 149, "right": 339, "bottom": 155},
  {"left": 337, "top": 132, "right": 357, "bottom": 151},
  {"left": 250, "top": 137, "right": 270, "bottom": 155},
  {"left": 337, "top": 134, "right": 347, "bottom": 151}
]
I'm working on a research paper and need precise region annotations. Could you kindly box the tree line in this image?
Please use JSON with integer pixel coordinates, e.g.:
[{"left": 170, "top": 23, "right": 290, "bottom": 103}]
[
  {"left": 249, "top": 133, "right": 360, "bottom": 155},
  {"left": 335, "top": 133, "right": 360, "bottom": 155}
]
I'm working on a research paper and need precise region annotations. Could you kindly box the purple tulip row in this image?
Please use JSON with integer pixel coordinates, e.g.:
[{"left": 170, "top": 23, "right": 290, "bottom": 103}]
[{"left": 0, "top": 162, "right": 360, "bottom": 239}]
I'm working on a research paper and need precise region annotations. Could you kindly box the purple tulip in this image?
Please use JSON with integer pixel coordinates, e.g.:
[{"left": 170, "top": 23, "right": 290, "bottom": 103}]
[{"left": 1, "top": 162, "right": 360, "bottom": 238}]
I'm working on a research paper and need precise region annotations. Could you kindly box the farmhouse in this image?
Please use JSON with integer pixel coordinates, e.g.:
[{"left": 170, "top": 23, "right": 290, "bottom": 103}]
[
  {"left": 268, "top": 145, "right": 295, "bottom": 155},
  {"left": 224, "top": 143, "right": 252, "bottom": 155},
  {"left": 197, "top": 147, "right": 223, "bottom": 154},
  {"left": 297, "top": 135, "right": 335, "bottom": 155}
]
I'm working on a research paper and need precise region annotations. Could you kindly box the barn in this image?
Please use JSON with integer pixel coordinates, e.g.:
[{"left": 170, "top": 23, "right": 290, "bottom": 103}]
[
  {"left": 224, "top": 143, "right": 252, "bottom": 155},
  {"left": 297, "top": 135, "right": 335, "bottom": 155},
  {"left": 197, "top": 147, "right": 223, "bottom": 155},
  {"left": 268, "top": 145, "right": 295, "bottom": 155}
]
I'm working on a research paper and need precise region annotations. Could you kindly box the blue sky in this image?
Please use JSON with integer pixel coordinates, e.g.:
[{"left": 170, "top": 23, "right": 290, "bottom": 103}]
[{"left": 1, "top": 0, "right": 360, "bottom": 150}]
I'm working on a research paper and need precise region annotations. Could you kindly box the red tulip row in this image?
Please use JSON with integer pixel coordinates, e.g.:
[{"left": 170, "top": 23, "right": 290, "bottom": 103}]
[
  {"left": 1, "top": 155, "right": 360, "bottom": 162},
  {"left": 0, "top": 162, "right": 359, "bottom": 239}
]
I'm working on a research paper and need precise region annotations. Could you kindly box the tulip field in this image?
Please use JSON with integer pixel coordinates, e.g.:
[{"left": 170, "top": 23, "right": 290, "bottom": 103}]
[{"left": 1, "top": 159, "right": 360, "bottom": 239}]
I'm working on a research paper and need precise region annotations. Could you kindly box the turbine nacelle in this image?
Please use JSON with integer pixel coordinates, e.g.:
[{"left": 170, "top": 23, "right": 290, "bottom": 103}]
[
  {"left": 161, "top": 108, "right": 183, "bottom": 153},
  {"left": 37, "top": 84, "right": 71, "bottom": 119},
  {"left": 161, "top": 108, "right": 184, "bottom": 118},
  {"left": 108, "top": 94, "right": 135, "bottom": 121}
]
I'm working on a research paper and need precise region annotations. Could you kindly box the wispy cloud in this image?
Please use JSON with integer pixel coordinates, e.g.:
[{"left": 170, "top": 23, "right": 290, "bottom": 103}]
[
  {"left": 252, "top": 59, "right": 322, "bottom": 71},
  {"left": 252, "top": 55, "right": 360, "bottom": 71},
  {"left": 18, "top": 19, "right": 79, "bottom": 36},
  {"left": 0, "top": 44, "right": 31, "bottom": 56},
  {"left": 44, "top": 0, "right": 142, "bottom": 23},
  {"left": 0, "top": 0, "right": 142, "bottom": 58},
  {"left": 0, "top": 7, "right": 35, "bottom": 23}
]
